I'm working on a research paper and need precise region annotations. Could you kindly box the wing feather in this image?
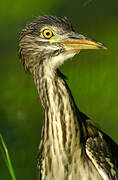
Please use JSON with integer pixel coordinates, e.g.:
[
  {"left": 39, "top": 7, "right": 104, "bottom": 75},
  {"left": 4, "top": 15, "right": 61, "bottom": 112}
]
[{"left": 85, "top": 132, "right": 118, "bottom": 180}]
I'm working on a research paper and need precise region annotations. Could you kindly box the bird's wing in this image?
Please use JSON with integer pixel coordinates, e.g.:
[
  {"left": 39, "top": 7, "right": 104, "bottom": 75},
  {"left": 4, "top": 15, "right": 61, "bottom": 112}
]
[{"left": 85, "top": 130, "right": 118, "bottom": 180}]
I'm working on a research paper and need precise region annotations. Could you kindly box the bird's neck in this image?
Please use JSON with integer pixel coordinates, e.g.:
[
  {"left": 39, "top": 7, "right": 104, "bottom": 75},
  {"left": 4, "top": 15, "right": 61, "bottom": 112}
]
[{"left": 31, "top": 62, "right": 81, "bottom": 152}]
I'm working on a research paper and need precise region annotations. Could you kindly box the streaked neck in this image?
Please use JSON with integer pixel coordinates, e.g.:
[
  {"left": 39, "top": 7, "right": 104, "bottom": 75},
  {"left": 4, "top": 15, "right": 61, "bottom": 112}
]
[
  {"left": 31, "top": 62, "right": 81, "bottom": 150},
  {"left": 31, "top": 61, "right": 83, "bottom": 178}
]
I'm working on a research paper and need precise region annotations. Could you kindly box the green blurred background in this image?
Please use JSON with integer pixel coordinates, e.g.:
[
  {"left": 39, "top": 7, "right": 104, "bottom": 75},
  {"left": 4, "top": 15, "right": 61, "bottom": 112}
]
[{"left": 0, "top": 0, "right": 118, "bottom": 179}]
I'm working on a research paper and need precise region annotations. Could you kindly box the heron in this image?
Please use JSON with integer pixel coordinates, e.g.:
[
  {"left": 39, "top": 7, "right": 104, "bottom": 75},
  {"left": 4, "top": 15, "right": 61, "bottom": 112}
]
[{"left": 18, "top": 16, "right": 118, "bottom": 180}]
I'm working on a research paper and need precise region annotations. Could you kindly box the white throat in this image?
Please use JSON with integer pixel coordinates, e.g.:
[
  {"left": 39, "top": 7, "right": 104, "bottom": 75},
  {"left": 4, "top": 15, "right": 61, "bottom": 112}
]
[{"left": 51, "top": 51, "right": 79, "bottom": 69}]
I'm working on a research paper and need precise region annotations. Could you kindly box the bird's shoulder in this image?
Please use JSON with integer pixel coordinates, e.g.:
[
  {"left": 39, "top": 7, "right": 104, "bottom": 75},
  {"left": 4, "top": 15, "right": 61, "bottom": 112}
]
[{"left": 80, "top": 113, "right": 118, "bottom": 179}]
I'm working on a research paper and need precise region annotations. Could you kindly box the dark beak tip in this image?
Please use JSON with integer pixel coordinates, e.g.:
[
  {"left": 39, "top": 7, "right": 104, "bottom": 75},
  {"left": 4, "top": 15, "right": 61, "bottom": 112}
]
[
  {"left": 96, "top": 43, "right": 107, "bottom": 50},
  {"left": 100, "top": 45, "right": 107, "bottom": 50},
  {"left": 96, "top": 41, "right": 107, "bottom": 50},
  {"left": 104, "top": 45, "right": 108, "bottom": 50}
]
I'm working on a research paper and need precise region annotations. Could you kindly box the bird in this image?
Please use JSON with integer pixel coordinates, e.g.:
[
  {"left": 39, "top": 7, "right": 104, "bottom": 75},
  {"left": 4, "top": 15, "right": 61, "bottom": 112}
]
[{"left": 18, "top": 15, "right": 118, "bottom": 180}]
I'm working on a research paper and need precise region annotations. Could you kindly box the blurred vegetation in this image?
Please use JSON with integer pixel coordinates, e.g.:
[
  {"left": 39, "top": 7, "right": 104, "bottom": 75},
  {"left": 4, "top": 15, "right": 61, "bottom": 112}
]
[{"left": 0, "top": 0, "right": 118, "bottom": 179}]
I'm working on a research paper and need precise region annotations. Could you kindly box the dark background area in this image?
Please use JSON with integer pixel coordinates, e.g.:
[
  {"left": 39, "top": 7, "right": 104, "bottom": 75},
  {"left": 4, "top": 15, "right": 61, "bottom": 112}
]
[{"left": 0, "top": 0, "right": 118, "bottom": 179}]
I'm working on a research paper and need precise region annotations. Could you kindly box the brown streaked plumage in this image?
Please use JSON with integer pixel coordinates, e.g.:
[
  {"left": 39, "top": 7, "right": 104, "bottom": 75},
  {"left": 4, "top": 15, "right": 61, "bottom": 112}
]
[{"left": 18, "top": 15, "right": 118, "bottom": 180}]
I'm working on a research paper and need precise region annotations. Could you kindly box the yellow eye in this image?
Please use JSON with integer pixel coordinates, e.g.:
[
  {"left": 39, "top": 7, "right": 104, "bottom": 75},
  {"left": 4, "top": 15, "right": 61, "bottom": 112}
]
[{"left": 43, "top": 29, "right": 53, "bottom": 39}]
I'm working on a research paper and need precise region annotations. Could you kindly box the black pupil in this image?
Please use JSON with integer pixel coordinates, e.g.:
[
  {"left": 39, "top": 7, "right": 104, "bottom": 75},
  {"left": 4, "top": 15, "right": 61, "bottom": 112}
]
[{"left": 46, "top": 32, "right": 50, "bottom": 36}]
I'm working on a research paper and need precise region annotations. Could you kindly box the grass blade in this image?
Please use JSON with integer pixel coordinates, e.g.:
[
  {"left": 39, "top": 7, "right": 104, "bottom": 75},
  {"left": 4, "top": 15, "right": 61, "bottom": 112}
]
[{"left": 0, "top": 134, "right": 16, "bottom": 180}]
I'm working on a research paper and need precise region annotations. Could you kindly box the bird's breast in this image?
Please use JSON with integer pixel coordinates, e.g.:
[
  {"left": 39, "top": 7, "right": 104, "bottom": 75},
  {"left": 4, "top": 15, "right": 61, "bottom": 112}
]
[{"left": 39, "top": 142, "right": 103, "bottom": 180}]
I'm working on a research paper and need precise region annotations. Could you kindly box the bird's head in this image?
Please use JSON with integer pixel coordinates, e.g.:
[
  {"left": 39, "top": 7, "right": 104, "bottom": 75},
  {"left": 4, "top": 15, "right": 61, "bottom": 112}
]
[{"left": 19, "top": 16, "right": 106, "bottom": 71}]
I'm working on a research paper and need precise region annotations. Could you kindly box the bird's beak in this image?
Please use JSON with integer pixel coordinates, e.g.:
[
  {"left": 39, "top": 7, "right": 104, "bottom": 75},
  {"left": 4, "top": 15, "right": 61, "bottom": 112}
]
[{"left": 60, "top": 32, "right": 107, "bottom": 51}]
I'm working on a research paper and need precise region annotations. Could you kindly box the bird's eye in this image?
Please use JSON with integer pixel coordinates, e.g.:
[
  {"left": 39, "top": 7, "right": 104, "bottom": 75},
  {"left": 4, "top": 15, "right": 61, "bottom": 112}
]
[{"left": 43, "top": 29, "right": 53, "bottom": 39}]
